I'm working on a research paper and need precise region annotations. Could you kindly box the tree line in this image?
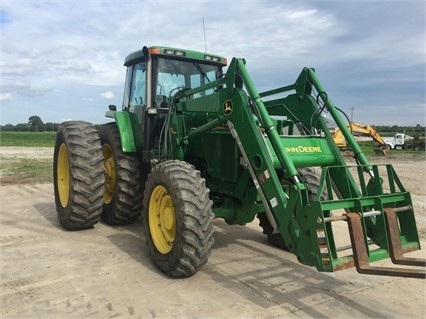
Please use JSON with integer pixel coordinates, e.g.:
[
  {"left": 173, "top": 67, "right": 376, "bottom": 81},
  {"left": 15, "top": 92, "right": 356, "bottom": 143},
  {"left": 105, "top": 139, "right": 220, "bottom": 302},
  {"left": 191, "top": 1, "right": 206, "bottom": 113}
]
[
  {"left": 0, "top": 115, "right": 425, "bottom": 135},
  {"left": 0, "top": 116, "right": 58, "bottom": 132}
]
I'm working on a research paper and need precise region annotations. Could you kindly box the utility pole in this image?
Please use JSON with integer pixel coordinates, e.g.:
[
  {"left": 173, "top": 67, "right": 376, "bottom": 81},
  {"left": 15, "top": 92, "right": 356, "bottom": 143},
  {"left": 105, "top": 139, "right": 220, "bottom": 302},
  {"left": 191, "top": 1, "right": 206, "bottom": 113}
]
[{"left": 349, "top": 107, "right": 356, "bottom": 123}]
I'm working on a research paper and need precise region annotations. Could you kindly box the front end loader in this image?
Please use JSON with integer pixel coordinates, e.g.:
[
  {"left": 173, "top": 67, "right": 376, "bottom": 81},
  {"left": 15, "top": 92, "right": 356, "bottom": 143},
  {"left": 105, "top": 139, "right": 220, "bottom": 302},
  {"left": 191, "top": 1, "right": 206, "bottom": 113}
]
[{"left": 53, "top": 46, "right": 425, "bottom": 279}]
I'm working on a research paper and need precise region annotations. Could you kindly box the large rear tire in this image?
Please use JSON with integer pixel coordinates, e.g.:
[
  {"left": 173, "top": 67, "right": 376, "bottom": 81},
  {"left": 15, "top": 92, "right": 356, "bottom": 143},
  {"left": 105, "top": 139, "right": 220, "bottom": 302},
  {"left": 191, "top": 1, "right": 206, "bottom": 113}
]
[
  {"left": 99, "top": 123, "right": 143, "bottom": 224},
  {"left": 143, "top": 160, "right": 214, "bottom": 278},
  {"left": 53, "top": 121, "right": 104, "bottom": 230},
  {"left": 257, "top": 167, "right": 326, "bottom": 250}
]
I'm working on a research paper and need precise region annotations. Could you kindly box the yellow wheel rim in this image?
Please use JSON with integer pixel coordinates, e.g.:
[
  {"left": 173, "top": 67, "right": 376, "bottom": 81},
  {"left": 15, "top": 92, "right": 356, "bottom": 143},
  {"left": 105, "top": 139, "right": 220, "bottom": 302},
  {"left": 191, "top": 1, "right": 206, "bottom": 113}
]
[
  {"left": 57, "top": 143, "right": 70, "bottom": 208},
  {"left": 148, "top": 185, "right": 176, "bottom": 254},
  {"left": 102, "top": 144, "right": 116, "bottom": 204}
]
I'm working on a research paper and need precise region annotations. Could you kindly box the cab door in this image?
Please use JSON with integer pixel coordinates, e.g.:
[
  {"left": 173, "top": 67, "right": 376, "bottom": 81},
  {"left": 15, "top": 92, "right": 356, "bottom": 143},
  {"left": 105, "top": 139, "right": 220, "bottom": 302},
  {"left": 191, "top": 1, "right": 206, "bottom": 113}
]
[{"left": 123, "top": 61, "right": 147, "bottom": 126}]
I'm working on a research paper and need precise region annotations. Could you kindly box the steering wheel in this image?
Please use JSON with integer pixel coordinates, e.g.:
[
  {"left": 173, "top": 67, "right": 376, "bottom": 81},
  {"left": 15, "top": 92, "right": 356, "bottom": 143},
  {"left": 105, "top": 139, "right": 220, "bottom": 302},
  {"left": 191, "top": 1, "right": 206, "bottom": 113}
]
[{"left": 168, "top": 85, "right": 186, "bottom": 99}]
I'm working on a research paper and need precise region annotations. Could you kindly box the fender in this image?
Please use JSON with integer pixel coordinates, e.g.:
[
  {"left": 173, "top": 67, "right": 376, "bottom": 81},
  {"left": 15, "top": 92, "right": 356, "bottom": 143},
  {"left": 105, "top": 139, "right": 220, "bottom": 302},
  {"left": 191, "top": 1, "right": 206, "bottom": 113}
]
[{"left": 107, "top": 111, "right": 143, "bottom": 152}]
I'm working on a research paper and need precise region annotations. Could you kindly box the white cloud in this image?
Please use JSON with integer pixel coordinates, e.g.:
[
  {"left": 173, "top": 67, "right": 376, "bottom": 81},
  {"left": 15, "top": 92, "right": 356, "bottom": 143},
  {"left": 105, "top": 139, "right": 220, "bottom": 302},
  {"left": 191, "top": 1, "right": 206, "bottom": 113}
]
[
  {"left": 0, "top": 93, "right": 12, "bottom": 102},
  {"left": 101, "top": 91, "right": 115, "bottom": 99},
  {"left": 1, "top": 56, "right": 38, "bottom": 75},
  {"left": 1, "top": 79, "right": 53, "bottom": 97},
  {"left": 0, "top": 0, "right": 424, "bottom": 125}
]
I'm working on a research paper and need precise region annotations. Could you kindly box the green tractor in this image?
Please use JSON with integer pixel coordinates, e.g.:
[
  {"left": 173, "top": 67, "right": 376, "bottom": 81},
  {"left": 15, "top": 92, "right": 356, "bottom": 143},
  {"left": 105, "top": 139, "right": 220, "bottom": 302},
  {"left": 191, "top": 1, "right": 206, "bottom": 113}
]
[{"left": 53, "top": 46, "right": 425, "bottom": 279}]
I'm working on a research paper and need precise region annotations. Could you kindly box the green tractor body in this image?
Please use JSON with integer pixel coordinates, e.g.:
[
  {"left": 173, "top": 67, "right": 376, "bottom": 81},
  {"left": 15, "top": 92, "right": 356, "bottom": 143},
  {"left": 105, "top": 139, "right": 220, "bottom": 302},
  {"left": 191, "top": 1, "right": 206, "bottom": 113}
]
[{"left": 53, "top": 45, "right": 425, "bottom": 279}]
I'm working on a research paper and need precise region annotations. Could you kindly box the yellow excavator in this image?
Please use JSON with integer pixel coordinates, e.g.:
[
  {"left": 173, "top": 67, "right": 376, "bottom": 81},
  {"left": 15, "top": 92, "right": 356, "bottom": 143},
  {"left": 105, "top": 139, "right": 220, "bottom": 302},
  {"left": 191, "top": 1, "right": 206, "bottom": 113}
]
[{"left": 333, "top": 122, "right": 390, "bottom": 155}]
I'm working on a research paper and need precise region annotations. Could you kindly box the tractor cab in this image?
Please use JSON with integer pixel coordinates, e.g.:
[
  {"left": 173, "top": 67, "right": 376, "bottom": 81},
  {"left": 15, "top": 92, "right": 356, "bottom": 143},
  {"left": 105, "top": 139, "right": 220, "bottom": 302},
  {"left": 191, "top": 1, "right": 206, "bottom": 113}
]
[{"left": 107, "top": 46, "right": 227, "bottom": 158}]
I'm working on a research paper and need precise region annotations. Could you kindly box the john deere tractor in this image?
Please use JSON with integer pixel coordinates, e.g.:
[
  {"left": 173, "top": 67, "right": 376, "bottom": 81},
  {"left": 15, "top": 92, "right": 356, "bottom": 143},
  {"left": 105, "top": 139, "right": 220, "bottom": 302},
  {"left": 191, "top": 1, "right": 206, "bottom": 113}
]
[{"left": 54, "top": 46, "right": 425, "bottom": 279}]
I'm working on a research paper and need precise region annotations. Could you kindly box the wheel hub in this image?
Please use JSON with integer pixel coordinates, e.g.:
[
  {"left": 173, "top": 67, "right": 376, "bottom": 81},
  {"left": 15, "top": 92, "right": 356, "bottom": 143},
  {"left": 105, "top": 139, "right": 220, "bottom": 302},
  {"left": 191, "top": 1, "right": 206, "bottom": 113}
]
[
  {"left": 162, "top": 207, "right": 174, "bottom": 230},
  {"left": 57, "top": 143, "right": 70, "bottom": 208},
  {"left": 102, "top": 144, "right": 116, "bottom": 204},
  {"left": 149, "top": 185, "right": 176, "bottom": 254}
]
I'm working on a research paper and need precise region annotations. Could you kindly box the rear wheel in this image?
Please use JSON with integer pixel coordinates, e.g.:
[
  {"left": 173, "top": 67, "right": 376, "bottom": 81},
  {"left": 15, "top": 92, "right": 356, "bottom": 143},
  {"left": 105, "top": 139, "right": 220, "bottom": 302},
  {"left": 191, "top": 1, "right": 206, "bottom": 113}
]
[
  {"left": 53, "top": 121, "right": 104, "bottom": 230},
  {"left": 99, "top": 122, "right": 143, "bottom": 224},
  {"left": 143, "top": 160, "right": 214, "bottom": 278},
  {"left": 257, "top": 167, "right": 326, "bottom": 250}
]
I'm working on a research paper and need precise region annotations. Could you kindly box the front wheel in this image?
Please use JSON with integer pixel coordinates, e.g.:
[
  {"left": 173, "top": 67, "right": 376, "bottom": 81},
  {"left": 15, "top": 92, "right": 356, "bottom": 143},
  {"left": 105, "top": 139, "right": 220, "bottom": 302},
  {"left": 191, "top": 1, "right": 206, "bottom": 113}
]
[{"left": 143, "top": 160, "right": 214, "bottom": 278}]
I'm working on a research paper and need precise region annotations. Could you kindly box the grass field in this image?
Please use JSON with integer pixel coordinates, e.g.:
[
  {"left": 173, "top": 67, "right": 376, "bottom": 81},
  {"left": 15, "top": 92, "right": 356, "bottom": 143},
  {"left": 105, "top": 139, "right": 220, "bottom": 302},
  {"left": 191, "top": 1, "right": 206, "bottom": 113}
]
[
  {"left": 0, "top": 155, "right": 52, "bottom": 184},
  {"left": 0, "top": 132, "right": 55, "bottom": 183},
  {"left": 0, "top": 131, "right": 424, "bottom": 185},
  {"left": 0, "top": 131, "right": 419, "bottom": 151},
  {"left": 0, "top": 131, "right": 56, "bottom": 147}
]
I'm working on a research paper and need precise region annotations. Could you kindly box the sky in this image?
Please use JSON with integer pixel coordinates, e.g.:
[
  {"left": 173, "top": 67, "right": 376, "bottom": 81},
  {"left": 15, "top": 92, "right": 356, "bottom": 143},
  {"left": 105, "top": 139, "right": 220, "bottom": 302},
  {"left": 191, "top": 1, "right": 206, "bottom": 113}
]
[{"left": 1, "top": 0, "right": 425, "bottom": 126}]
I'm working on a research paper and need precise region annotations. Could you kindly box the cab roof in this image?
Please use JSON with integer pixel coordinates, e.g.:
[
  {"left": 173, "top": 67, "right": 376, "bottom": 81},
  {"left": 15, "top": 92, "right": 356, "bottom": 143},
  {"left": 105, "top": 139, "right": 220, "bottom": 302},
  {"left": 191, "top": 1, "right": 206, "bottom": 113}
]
[{"left": 124, "top": 46, "right": 227, "bottom": 67}]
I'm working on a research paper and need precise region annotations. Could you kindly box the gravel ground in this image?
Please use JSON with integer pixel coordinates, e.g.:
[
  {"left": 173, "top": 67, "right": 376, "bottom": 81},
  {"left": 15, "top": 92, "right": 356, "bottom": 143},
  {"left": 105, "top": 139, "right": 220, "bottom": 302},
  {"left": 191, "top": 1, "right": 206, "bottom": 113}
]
[
  {"left": 0, "top": 147, "right": 53, "bottom": 159},
  {"left": 0, "top": 147, "right": 425, "bottom": 318}
]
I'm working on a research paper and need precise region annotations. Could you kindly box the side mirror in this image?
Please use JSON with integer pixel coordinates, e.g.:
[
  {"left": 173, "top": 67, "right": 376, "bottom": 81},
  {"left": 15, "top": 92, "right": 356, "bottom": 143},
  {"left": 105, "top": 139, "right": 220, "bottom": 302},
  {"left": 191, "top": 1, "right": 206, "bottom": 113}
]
[{"left": 108, "top": 104, "right": 117, "bottom": 111}]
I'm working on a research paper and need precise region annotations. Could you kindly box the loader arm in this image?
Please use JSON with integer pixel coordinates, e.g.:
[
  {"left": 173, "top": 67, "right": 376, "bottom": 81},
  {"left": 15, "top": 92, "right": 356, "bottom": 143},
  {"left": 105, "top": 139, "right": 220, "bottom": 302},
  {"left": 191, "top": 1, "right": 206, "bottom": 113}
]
[{"left": 167, "top": 58, "right": 424, "bottom": 278}]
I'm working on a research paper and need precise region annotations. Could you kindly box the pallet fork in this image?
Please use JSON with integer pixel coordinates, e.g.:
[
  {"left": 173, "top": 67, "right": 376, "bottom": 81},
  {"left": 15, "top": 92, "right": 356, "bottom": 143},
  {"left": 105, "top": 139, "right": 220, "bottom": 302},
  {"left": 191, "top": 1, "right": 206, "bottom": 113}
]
[{"left": 347, "top": 207, "right": 425, "bottom": 278}]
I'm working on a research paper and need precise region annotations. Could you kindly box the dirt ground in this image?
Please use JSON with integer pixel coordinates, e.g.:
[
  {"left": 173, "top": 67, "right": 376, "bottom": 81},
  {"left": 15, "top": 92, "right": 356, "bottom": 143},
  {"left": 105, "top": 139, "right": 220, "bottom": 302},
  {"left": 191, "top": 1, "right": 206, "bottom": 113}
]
[{"left": 0, "top": 147, "right": 425, "bottom": 318}]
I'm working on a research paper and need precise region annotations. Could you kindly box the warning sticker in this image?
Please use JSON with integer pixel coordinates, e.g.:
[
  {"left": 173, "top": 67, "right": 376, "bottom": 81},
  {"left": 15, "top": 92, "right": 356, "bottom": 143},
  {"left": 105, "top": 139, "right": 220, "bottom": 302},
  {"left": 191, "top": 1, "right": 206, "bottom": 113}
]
[
  {"left": 322, "top": 258, "right": 331, "bottom": 269},
  {"left": 257, "top": 169, "right": 271, "bottom": 184},
  {"left": 264, "top": 169, "right": 270, "bottom": 179},
  {"left": 270, "top": 197, "right": 278, "bottom": 208},
  {"left": 316, "top": 229, "right": 327, "bottom": 245},
  {"left": 319, "top": 245, "right": 329, "bottom": 255},
  {"left": 319, "top": 245, "right": 330, "bottom": 259},
  {"left": 316, "top": 229, "right": 326, "bottom": 238}
]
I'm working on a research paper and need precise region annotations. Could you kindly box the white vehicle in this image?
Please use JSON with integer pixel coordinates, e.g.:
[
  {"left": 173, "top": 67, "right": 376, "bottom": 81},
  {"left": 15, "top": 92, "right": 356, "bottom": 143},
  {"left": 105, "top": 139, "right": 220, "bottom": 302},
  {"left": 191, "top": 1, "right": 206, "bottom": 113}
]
[{"left": 383, "top": 133, "right": 406, "bottom": 149}]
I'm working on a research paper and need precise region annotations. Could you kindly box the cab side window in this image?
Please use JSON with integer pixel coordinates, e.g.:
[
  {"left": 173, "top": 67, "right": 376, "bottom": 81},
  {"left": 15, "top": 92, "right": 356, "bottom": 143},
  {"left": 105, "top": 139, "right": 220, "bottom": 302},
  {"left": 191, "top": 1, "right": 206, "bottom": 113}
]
[
  {"left": 122, "top": 62, "right": 146, "bottom": 124},
  {"left": 122, "top": 66, "right": 133, "bottom": 110},
  {"left": 129, "top": 62, "right": 146, "bottom": 111}
]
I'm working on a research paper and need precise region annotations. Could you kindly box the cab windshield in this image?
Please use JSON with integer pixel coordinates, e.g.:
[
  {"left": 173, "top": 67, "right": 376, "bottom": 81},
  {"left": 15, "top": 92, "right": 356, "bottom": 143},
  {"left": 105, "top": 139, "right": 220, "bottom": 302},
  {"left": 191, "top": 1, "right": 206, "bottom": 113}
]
[{"left": 154, "top": 57, "right": 221, "bottom": 105}]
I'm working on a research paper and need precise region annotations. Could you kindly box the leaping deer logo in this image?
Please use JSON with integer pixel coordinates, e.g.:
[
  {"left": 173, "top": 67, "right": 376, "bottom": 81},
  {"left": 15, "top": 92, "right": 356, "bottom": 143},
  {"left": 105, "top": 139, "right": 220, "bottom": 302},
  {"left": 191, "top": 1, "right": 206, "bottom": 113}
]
[{"left": 223, "top": 100, "right": 233, "bottom": 115}]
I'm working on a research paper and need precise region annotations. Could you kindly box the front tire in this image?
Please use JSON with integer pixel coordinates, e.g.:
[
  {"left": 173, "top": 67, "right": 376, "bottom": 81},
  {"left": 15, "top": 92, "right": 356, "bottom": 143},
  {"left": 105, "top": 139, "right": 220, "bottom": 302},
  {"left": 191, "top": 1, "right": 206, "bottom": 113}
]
[
  {"left": 53, "top": 121, "right": 104, "bottom": 230},
  {"left": 99, "top": 123, "right": 143, "bottom": 224},
  {"left": 143, "top": 160, "right": 214, "bottom": 278}
]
